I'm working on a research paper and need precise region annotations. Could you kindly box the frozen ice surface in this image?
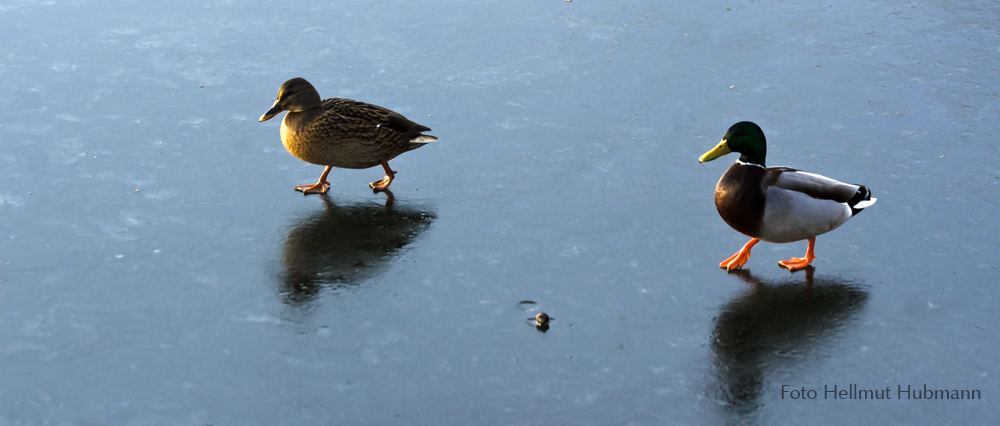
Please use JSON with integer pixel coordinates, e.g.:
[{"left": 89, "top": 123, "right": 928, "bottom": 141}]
[{"left": 2, "top": 0, "right": 998, "bottom": 424}]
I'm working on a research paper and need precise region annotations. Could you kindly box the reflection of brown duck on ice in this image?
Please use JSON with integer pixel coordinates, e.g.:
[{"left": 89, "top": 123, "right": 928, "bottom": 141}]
[
  {"left": 710, "top": 268, "right": 868, "bottom": 418},
  {"left": 278, "top": 192, "right": 435, "bottom": 305}
]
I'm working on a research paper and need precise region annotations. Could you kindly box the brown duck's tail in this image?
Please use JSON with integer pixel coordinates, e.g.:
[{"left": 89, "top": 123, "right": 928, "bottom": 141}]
[
  {"left": 401, "top": 123, "right": 437, "bottom": 143},
  {"left": 410, "top": 134, "right": 438, "bottom": 143}
]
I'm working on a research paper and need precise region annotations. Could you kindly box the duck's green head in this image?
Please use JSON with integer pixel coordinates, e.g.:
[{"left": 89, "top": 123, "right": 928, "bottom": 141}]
[
  {"left": 259, "top": 78, "right": 323, "bottom": 122},
  {"left": 698, "top": 121, "right": 767, "bottom": 166}
]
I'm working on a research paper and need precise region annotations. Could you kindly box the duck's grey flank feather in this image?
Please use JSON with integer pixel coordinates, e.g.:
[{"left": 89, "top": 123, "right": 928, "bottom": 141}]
[
  {"left": 769, "top": 168, "right": 861, "bottom": 203},
  {"left": 759, "top": 185, "right": 853, "bottom": 243}
]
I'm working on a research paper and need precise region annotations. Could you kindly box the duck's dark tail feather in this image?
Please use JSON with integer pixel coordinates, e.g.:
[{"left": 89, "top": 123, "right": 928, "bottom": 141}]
[
  {"left": 403, "top": 123, "right": 437, "bottom": 143},
  {"left": 848, "top": 186, "right": 877, "bottom": 216},
  {"left": 410, "top": 134, "right": 437, "bottom": 143}
]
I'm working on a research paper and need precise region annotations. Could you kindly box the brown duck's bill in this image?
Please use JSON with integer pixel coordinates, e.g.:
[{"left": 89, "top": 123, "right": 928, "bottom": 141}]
[{"left": 259, "top": 101, "right": 283, "bottom": 122}]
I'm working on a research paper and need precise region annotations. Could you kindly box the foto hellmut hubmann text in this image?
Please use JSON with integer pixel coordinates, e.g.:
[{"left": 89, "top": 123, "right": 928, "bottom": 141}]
[{"left": 781, "top": 384, "right": 981, "bottom": 400}]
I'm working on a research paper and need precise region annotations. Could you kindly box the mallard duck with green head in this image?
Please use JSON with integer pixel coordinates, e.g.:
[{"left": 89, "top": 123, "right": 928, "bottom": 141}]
[
  {"left": 698, "top": 121, "right": 876, "bottom": 271},
  {"left": 259, "top": 78, "right": 436, "bottom": 194}
]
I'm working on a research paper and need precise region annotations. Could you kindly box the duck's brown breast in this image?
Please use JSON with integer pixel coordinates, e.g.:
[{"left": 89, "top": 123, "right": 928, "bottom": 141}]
[
  {"left": 280, "top": 117, "right": 348, "bottom": 166},
  {"left": 715, "top": 163, "right": 766, "bottom": 238}
]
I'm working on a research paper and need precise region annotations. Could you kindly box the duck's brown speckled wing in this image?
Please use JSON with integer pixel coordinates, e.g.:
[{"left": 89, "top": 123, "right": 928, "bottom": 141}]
[
  {"left": 283, "top": 98, "right": 433, "bottom": 169},
  {"left": 321, "top": 98, "right": 432, "bottom": 137}
]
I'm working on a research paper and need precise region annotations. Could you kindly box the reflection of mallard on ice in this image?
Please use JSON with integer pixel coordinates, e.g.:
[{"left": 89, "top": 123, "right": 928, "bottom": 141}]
[{"left": 711, "top": 268, "right": 869, "bottom": 416}]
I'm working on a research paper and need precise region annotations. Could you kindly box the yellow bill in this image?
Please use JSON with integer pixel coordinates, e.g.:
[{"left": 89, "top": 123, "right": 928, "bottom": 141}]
[{"left": 698, "top": 139, "right": 731, "bottom": 163}]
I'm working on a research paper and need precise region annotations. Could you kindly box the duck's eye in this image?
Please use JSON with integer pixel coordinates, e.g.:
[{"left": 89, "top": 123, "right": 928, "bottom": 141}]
[{"left": 736, "top": 131, "right": 745, "bottom": 137}]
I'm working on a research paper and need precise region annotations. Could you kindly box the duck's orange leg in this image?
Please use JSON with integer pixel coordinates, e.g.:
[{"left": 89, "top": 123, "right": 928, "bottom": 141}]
[
  {"left": 369, "top": 161, "right": 397, "bottom": 192},
  {"left": 295, "top": 166, "right": 332, "bottom": 194},
  {"left": 779, "top": 237, "right": 816, "bottom": 271},
  {"left": 720, "top": 238, "right": 759, "bottom": 271}
]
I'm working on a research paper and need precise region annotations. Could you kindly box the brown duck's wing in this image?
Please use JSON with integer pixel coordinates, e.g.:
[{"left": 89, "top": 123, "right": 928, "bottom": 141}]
[
  {"left": 322, "top": 98, "right": 431, "bottom": 137},
  {"left": 764, "top": 167, "right": 865, "bottom": 204}
]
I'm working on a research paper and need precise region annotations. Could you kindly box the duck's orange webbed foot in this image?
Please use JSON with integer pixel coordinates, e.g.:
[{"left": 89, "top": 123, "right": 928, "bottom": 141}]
[
  {"left": 369, "top": 161, "right": 397, "bottom": 192},
  {"left": 778, "top": 237, "right": 816, "bottom": 272},
  {"left": 295, "top": 181, "right": 330, "bottom": 194},
  {"left": 719, "top": 238, "right": 759, "bottom": 271},
  {"left": 295, "top": 166, "right": 332, "bottom": 195},
  {"left": 369, "top": 175, "right": 394, "bottom": 191}
]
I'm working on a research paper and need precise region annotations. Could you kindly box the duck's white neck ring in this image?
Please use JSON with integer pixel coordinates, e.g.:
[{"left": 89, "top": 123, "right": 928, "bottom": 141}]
[{"left": 736, "top": 159, "right": 765, "bottom": 169}]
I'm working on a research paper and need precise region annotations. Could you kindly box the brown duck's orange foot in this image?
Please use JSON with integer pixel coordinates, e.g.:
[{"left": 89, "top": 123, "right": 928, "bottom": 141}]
[
  {"left": 296, "top": 166, "right": 333, "bottom": 195},
  {"left": 370, "top": 161, "right": 398, "bottom": 192},
  {"left": 370, "top": 167, "right": 398, "bottom": 192},
  {"left": 778, "top": 237, "right": 817, "bottom": 272},
  {"left": 295, "top": 181, "right": 330, "bottom": 194},
  {"left": 369, "top": 175, "right": 394, "bottom": 191},
  {"left": 719, "top": 238, "right": 759, "bottom": 271}
]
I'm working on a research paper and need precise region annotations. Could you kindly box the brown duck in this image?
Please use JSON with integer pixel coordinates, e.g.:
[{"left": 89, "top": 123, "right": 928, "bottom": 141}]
[{"left": 259, "top": 78, "right": 437, "bottom": 194}]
